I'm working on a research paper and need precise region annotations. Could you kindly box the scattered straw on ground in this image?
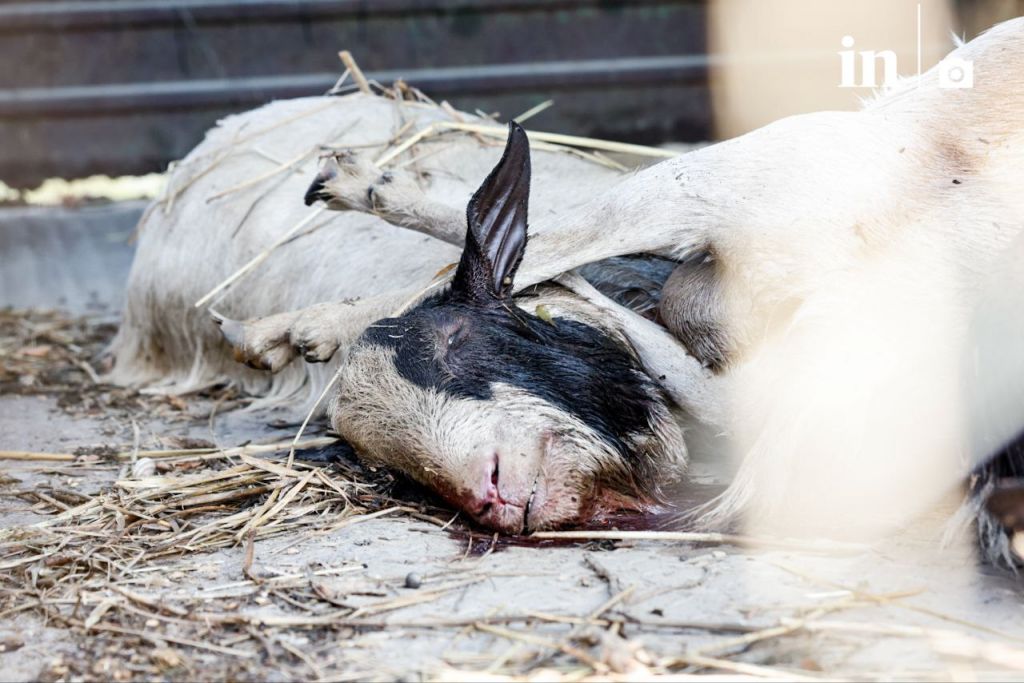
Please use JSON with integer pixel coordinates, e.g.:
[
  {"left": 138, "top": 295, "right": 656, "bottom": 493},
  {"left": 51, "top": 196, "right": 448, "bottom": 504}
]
[
  {"left": 0, "top": 308, "right": 230, "bottom": 421},
  {"left": 3, "top": 308, "right": 1024, "bottom": 681}
]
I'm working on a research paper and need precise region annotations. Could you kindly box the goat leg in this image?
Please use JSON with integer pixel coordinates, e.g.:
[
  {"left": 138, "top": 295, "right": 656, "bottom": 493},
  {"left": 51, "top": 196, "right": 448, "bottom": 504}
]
[
  {"left": 212, "top": 293, "right": 404, "bottom": 373},
  {"left": 305, "top": 151, "right": 465, "bottom": 245},
  {"left": 556, "top": 271, "right": 725, "bottom": 428}
]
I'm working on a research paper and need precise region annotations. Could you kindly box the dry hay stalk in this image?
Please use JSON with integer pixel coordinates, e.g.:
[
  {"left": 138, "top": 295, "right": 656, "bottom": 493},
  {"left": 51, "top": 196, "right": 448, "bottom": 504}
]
[
  {"left": 187, "top": 84, "right": 673, "bottom": 313},
  {"left": 530, "top": 529, "right": 870, "bottom": 555},
  {"left": 0, "top": 438, "right": 429, "bottom": 673},
  {"left": 0, "top": 447, "right": 374, "bottom": 563},
  {"left": 338, "top": 50, "right": 371, "bottom": 94},
  {"left": 193, "top": 206, "right": 327, "bottom": 308},
  {"left": 0, "top": 436, "right": 338, "bottom": 466}
]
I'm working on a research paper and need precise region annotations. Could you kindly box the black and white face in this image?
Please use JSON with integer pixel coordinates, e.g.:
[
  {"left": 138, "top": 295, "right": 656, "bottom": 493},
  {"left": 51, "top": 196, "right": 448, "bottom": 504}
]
[{"left": 330, "top": 123, "right": 686, "bottom": 533}]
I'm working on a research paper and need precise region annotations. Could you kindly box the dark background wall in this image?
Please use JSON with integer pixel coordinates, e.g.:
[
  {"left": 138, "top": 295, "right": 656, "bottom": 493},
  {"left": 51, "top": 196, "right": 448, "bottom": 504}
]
[{"left": 0, "top": 0, "right": 711, "bottom": 188}]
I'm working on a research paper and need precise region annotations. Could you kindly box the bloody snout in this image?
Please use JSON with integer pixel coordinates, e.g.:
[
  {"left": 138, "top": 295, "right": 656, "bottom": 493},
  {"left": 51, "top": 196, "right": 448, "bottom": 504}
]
[
  {"left": 462, "top": 453, "right": 502, "bottom": 517},
  {"left": 455, "top": 452, "right": 528, "bottom": 534}
]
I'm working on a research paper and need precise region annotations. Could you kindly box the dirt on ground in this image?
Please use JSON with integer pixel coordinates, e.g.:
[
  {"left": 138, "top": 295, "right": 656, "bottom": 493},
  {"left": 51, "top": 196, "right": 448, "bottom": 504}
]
[{"left": 1, "top": 308, "right": 1023, "bottom": 682}]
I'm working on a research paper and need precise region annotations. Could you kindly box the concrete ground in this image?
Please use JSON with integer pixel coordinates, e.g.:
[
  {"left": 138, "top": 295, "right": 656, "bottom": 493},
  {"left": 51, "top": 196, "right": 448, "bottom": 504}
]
[{"left": 1, "top": 203, "right": 1022, "bottom": 681}]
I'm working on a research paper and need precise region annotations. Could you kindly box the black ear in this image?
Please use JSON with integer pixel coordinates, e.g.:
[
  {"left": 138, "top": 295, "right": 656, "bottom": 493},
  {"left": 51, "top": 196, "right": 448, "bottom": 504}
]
[{"left": 451, "top": 121, "right": 531, "bottom": 302}]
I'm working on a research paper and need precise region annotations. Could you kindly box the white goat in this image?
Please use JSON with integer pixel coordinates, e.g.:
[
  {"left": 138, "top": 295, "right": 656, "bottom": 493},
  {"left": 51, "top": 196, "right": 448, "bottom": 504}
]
[{"left": 113, "top": 18, "right": 1024, "bottom": 561}]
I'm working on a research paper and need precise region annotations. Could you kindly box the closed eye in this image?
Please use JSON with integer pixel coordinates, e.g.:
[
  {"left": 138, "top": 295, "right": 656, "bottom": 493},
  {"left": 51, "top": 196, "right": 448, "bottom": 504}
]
[
  {"left": 439, "top": 321, "right": 470, "bottom": 382},
  {"left": 446, "top": 323, "right": 470, "bottom": 353}
]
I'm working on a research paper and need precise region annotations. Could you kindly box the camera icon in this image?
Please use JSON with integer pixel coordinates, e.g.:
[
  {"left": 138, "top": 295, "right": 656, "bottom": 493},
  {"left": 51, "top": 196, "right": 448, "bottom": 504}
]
[{"left": 937, "top": 57, "right": 974, "bottom": 89}]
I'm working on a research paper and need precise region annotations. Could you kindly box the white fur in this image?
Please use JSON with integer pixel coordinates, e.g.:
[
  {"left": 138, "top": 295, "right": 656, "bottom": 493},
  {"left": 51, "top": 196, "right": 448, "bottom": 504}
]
[
  {"left": 114, "top": 19, "right": 1024, "bottom": 548},
  {"left": 111, "top": 94, "right": 621, "bottom": 409}
]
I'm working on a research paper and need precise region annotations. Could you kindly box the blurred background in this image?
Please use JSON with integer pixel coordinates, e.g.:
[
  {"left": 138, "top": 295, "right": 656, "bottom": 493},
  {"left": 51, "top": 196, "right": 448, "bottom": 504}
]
[{"left": 2, "top": 0, "right": 1023, "bottom": 192}]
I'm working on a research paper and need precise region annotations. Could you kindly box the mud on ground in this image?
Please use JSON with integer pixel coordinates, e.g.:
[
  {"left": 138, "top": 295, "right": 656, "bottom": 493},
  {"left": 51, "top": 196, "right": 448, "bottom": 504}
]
[{"left": 1, "top": 308, "right": 1023, "bottom": 682}]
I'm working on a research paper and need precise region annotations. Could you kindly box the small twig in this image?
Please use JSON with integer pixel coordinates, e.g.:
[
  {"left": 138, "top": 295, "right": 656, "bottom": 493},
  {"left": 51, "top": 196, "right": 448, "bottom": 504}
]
[
  {"left": 162, "top": 146, "right": 235, "bottom": 215},
  {"left": 23, "top": 490, "right": 72, "bottom": 511},
  {"left": 338, "top": 51, "right": 371, "bottom": 94},
  {"left": 587, "top": 585, "right": 635, "bottom": 620},
  {"left": 242, "top": 530, "right": 258, "bottom": 582},
  {"left": 668, "top": 653, "right": 824, "bottom": 681},
  {"left": 232, "top": 99, "right": 339, "bottom": 149},
  {"left": 0, "top": 451, "right": 75, "bottom": 462},
  {"left": 532, "top": 584, "right": 636, "bottom": 671},
  {"left": 327, "top": 67, "right": 351, "bottom": 95},
  {"left": 280, "top": 638, "right": 325, "bottom": 678},
  {"left": 130, "top": 419, "right": 141, "bottom": 464},
  {"left": 625, "top": 616, "right": 758, "bottom": 633},
  {"left": 348, "top": 578, "right": 484, "bottom": 619},
  {"left": 394, "top": 144, "right": 449, "bottom": 170},
  {"left": 684, "top": 591, "right": 916, "bottom": 662},
  {"left": 90, "top": 622, "right": 255, "bottom": 658},
  {"left": 436, "top": 121, "right": 677, "bottom": 159},
  {"left": 440, "top": 100, "right": 466, "bottom": 123},
  {"left": 237, "top": 468, "right": 317, "bottom": 540},
  {"left": 72, "top": 358, "right": 101, "bottom": 384},
  {"left": 193, "top": 206, "right": 326, "bottom": 308},
  {"left": 373, "top": 123, "right": 440, "bottom": 167},
  {"left": 771, "top": 561, "right": 1024, "bottom": 642},
  {"left": 205, "top": 148, "right": 314, "bottom": 202},
  {"left": 793, "top": 619, "right": 1024, "bottom": 670},
  {"left": 109, "top": 585, "right": 188, "bottom": 617},
  {"left": 531, "top": 530, "right": 869, "bottom": 554},
  {"left": 474, "top": 623, "right": 607, "bottom": 673},
  {"left": 83, "top": 597, "right": 118, "bottom": 629},
  {"left": 286, "top": 368, "right": 343, "bottom": 468},
  {"left": 583, "top": 554, "right": 623, "bottom": 596},
  {"left": 512, "top": 99, "right": 554, "bottom": 124}
]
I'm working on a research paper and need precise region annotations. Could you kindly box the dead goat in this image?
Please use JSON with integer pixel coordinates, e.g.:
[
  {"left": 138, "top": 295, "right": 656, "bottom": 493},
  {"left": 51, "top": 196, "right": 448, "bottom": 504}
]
[
  {"left": 114, "top": 19, "right": 1024, "bottom": 562},
  {"left": 327, "top": 124, "right": 689, "bottom": 532}
]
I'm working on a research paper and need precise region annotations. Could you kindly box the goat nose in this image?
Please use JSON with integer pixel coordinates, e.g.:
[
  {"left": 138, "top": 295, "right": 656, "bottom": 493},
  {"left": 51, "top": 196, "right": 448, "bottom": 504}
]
[
  {"left": 303, "top": 164, "right": 337, "bottom": 206},
  {"left": 465, "top": 454, "right": 502, "bottom": 517}
]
